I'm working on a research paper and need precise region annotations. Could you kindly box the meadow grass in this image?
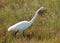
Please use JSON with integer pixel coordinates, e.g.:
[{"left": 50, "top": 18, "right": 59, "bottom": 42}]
[{"left": 0, "top": 0, "right": 60, "bottom": 43}]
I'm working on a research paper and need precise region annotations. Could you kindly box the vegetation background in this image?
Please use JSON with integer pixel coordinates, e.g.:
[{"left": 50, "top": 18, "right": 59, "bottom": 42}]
[{"left": 0, "top": 0, "right": 60, "bottom": 43}]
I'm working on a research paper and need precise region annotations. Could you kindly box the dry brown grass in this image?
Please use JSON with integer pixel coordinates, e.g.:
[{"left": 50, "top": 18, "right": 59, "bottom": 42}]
[{"left": 0, "top": 0, "right": 60, "bottom": 43}]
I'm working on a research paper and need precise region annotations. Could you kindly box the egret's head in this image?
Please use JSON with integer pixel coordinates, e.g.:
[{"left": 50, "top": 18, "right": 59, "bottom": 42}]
[{"left": 37, "top": 7, "right": 47, "bottom": 16}]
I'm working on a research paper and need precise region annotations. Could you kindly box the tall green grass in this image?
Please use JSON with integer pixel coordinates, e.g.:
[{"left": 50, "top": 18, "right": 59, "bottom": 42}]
[{"left": 0, "top": 0, "right": 60, "bottom": 43}]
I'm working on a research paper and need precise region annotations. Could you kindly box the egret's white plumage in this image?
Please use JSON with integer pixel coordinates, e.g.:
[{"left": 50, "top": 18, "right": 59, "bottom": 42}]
[
  {"left": 8, "top": 21, "right": 30, "bottom": 31},
  {"left": 8, "top": 7, "right": 45, "bottom": 32}
]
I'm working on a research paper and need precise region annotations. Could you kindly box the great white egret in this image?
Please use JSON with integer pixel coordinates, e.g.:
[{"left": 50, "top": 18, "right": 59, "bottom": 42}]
[{"left": 8, "top": 7, "right": 46, "bottom": 36}]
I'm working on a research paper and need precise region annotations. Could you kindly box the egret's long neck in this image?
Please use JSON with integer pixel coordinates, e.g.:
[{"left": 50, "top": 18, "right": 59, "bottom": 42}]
[{"left": 29, "top": 10, "right": 38, "bottom": 25}]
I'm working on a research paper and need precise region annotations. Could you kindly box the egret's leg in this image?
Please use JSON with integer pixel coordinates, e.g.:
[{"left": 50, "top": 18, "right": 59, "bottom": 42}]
[
  {"left": 14, "top": 30, "right": 19, "bottom": 36},
  {"left": 23, "top": 30, "right": 25, "bottom": 37}
]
